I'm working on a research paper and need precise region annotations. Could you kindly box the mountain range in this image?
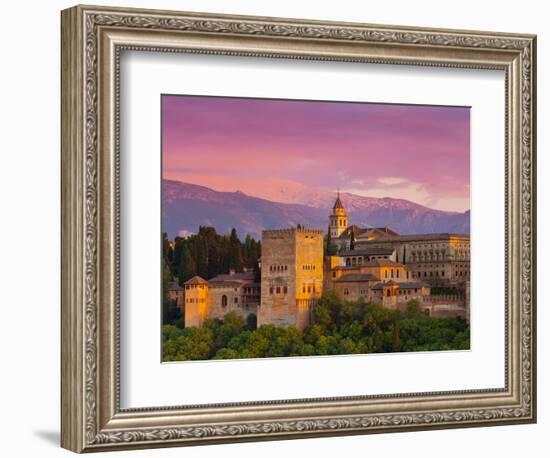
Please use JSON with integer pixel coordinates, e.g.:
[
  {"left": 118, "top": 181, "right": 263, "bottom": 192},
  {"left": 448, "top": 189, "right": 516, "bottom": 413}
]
[{"left": 162, "top": 179, "right": 470, "bottom": 240}]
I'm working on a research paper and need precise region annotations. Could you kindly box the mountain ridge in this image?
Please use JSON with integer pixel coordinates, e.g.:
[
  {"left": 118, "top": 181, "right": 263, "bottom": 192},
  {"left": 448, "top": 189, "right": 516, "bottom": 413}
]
[{"left": 162, "top": 179, "right": 470, "bottom": 240}]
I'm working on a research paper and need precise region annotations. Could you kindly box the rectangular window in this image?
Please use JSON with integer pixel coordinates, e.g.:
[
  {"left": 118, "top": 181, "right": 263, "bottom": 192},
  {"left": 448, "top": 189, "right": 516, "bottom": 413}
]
[
  {"left": 276, "top": 286, "right": 280, "bottom": 294},
  {"left": 269, "top": 287, "right": 273, "bottom": 295},
  {"left": 283, "top": 286, "right": 288, "bottom": 294}
]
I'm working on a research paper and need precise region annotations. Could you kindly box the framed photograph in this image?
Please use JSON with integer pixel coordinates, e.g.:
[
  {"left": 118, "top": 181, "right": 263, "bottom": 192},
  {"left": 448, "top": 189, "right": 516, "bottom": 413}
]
[{"left": 61, "top": 4, "right": 537, "bottom": 453}]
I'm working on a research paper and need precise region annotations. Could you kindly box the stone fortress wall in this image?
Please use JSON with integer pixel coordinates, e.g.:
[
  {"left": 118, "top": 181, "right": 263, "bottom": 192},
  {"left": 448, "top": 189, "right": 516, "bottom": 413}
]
[
  {"left": 176, "top": 195, "right": 470, "bottom": 329},
  {"left": 259, "top": 228, "right": 323, "bottom": 329}
]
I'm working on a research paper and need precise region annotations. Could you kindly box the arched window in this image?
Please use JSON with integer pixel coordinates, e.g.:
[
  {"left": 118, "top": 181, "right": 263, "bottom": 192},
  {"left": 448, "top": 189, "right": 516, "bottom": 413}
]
[
  {"left": 386, "top": 290, "right": 391, "bottom": 297},
  {"left": 221, "top": 295, "right": 227, "bottom": 307}
]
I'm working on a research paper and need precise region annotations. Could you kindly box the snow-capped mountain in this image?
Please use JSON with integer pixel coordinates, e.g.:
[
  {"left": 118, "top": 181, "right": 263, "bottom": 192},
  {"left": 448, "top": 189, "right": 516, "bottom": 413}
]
[{"left": 162, "top": 179, "right": 470, "bottom": 240}]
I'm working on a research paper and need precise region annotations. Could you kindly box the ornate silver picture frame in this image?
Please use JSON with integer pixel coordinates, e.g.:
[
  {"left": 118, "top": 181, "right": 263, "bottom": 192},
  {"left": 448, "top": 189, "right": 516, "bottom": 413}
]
[{"left": 61, "top": 4, "right": 536, "bottom": 453}]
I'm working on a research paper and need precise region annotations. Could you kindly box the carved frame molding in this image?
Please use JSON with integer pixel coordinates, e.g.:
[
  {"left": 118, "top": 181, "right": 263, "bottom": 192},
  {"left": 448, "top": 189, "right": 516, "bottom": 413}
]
[{"left": 61, "top": 4, "right": 536, "bottom": 453}]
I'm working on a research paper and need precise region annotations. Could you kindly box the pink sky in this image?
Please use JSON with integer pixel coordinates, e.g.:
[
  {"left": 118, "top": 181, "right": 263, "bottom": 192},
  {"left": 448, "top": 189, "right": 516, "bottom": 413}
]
[{"left": 162, "top": 95, "right": 470, "bottom": 212}]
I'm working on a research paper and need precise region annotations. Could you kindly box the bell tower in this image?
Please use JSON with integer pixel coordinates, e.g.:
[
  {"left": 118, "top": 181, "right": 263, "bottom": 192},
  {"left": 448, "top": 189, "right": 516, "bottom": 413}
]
[{"left": 328, "top": 190, "right": 348, "bottom": 238}]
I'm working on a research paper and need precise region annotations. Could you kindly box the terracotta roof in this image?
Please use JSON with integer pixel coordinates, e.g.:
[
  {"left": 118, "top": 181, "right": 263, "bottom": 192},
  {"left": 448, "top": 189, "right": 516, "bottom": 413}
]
[
  {"left": 362, "top": 259, "right": 402, "bottom": 267},
  {"left": 371, "top": 281, "right": 398, "bottom": 290},
  {"left": 208, "top": 271, "right": 256, "bottom": 287},
  {"left": 372, "top": 233, "right": 470, "bottom": 242},
  {"left": 371, "top": 280, "right": 427, "bottom": 290},
  {"left": 338, "top": 225, "right": 362, "bottom": 238},
  {"left": 209, "top": 271, "right": 254, "bottom": 282},
  {"left": 184, "top": 276, "right": 208, "bottom": 285},
  {"left": 339, "top": 226, "right": 400, "bottom": 240},
  {"left": 208, "top": 280, "right": 243, "bottom": 287},
  {"left": 334, "top": 273, "right": 377, "bottom": 283},
  {"left": 396, "top": 281, "right": 429, "bottom": 289},
  {"left": 338, "top": 247, "right": 395, "bottom": 257}
]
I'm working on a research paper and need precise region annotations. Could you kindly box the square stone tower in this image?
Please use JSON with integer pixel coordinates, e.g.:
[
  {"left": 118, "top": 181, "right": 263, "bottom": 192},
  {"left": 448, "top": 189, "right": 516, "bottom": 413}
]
[
  {"left": 259, "top": 227, "right": 324, "bottom": 329},
  {"left": 183, "top": 276, "right": 209, "bottom": 328}
]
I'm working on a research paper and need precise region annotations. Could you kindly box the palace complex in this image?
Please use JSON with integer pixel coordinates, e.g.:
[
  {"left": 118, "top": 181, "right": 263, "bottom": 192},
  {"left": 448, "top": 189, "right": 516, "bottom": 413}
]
[{"left": 170, "top": 193, "right": 470, "bottom": 329}]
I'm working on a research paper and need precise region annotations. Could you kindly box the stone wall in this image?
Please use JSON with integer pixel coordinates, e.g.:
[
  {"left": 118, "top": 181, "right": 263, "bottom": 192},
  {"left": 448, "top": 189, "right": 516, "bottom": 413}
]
[
  {"left": 184, "top": 284, "right": 208, "bottom": 328},
  {"left": 259, "top": 228, "right": 323, "bottom": 329}
]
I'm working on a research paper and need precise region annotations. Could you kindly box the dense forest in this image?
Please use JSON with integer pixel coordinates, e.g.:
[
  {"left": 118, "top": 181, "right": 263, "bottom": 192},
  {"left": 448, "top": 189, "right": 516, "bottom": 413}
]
[
  {"left": 163, "top": 226, "right": 261, "bottom": 285},
  {"left": 162, "top": 292, "right": 470, "bottom": 361}
]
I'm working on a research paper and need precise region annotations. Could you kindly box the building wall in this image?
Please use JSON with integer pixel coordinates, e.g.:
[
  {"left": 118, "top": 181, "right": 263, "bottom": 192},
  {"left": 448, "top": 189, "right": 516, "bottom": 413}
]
[
  {"left": 294, "top": 229, "right": 324, "bottom": 329},
  {"left": 323, "top": 256, "right": 341, "bottom": 290},
  {"left": 207, "top": 284, "right": 259, "bottom": 321},
  {"left": 332, "top": 280, "right": 376, "bottom": 303},
  {"left": 259, "top": 229, "right": 297, "bottom": 327},
  {"left": 184, "top": 284, "right": 208, "bottom": 327},
  {"left": 259, "top": 228, "right": 323, "bottom": 329},
  {"left": 168, "top": 289, "right": 185, "bottom": 312},
  {"left": 356, "top": 237, "right": 470, "bottom": 286}
]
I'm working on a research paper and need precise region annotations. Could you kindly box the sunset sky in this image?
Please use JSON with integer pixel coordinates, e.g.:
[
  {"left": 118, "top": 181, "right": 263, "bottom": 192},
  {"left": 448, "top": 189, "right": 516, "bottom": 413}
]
[{"left": 162, "top": 95, "right": 470, "bottom": 212}]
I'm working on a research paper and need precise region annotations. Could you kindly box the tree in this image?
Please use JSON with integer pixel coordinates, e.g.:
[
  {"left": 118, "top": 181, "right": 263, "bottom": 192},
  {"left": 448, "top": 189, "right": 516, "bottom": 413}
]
[
  {"left": 162, "top": 261, "right": 181, "bottom": 325},
  {"left": 404, "top": 300, "right": 424, "bottom": 320},
  {"left": 177, "top": 244, "right": 196, "bottom": 285},
  {"left": 246, "top": 313, "right": 257, "bottom": 330},
  {"left": 162, "top": 288, "right": 470, "bottom": 361},
  {"left": 229, "top": 228, "right": 243, "bottom": 272},
  {"left": 162, "top": 232, "right": 173, "bottom": 266}
]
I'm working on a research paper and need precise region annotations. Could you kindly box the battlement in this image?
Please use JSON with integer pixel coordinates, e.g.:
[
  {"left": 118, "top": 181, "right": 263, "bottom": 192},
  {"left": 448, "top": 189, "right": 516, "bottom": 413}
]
[{"left": 262, "top": 227, "right": 324, "bottom": 239}]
